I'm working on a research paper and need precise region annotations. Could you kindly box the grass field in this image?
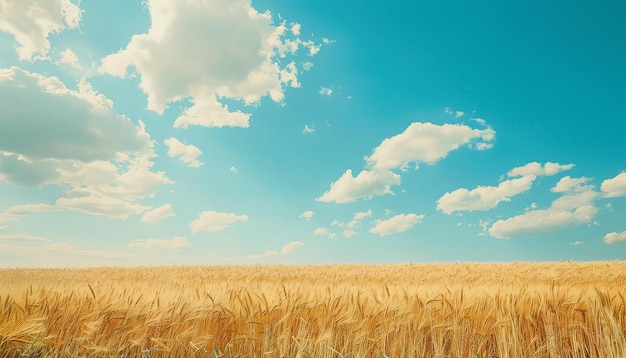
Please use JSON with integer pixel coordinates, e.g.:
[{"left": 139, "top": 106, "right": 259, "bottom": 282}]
[{"left": 2, "top": 262, "right": 626, "bottom": 357}]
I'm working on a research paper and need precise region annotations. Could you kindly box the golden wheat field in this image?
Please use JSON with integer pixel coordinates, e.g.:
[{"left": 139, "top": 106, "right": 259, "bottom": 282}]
[{"left": 2, "top": 262, "right": 626, "bottom": 357}]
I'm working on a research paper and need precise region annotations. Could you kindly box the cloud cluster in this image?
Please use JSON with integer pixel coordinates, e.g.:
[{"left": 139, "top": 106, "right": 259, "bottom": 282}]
[
  {"left": 248, "top": 240, "right": 303, "bottom": 259},
  {"left": 318, "top": 121, "right": 495, "bottom": 203},
  {"left": 164, "top": 137, "right": 203, "bottom": 168},
  {"left": 0, "top": 0, "right": 82, "bottom": 61},
  {"left": 100, "top": 0, "right": 319, "bottom": 128}
]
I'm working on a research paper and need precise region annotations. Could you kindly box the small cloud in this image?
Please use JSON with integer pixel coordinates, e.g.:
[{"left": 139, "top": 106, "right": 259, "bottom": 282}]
[
  {"left": 191, "top": 211, "right": 248, "bottom": 233},
  {"left": 0, "top": 234, "right": 50, "bottom": 242},
  {"left": 128, "top": 236, "right": 191, "bottom": 250},
  {"left": 319, "top": 87, "right": 333, "bottom": 96},
  {"left": 291, "top": 23, "right": 301, "bottom": 36},
  {"left": 570, "top": 240, "right": 584, "bottom": 245},
  {"left": 164, "top": 137, "right": 203, "bottom": 168},
  {"left": 455, "top": 111, "right": 464, "bottom": 118},
  {"left": 456, "top": 222, "right": 463, "bottom": 227},
  {"left": 370, "top": 213, "right": 424, "bottom": 237},
  {"left": 299, "top": 211, "right": 314, "bottom": 221},
  {"left": 322, "top": 38, "right": 336, "bottom": 45},
  {"left": 444, "top": 107, "right": 453, "bottom": 115},
  {"left": 606, "top": 203, "right": 613, "bottom": 211},
  {"left": 601, "top": 172, "right": 626, "bottom": 198},
  {"left": 230, "top": 167, "right": 238, "bottom": 174},
  {"left": 472, "top": 118, "right": 487, "bottom": 126},
  {"left": 508, "top": 162, "right": 575, "bottom": 177},
  {"left": 248, "top": 250, "right": 279, "bottom": 260},
  {"left": 343, "top": 230, "right": 357, "bottom": 238},
  {"left": 303, "top": 124, "right": 315, "bottom": 134},
  {"left": 55, "top": 48, "right": 81, "bottom": 68},
  {"left": 313, "top": 227, "right": 336, "bottom": 239},
  {"left": 302, "top": 62, "right": 314, "bottom": 71},
  {"left": 603, "top": 231, "right": 626, "bottom": 244},
  {"left": 141, "top": 204, "right": 175, "bottom": 223},
  {"left": 281, "top": 241, "right": 304, "bottom": 254}
]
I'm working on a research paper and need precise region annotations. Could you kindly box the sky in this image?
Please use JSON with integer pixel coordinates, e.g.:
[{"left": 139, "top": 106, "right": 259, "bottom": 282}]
[{"left": 0, "top": 0, "right": 625, "bottom": 267}]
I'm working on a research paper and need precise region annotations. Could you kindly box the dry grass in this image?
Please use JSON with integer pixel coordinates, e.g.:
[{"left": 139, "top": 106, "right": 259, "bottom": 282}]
[{"left": 1, "top": 262, "right": 626, "bottom": 357}]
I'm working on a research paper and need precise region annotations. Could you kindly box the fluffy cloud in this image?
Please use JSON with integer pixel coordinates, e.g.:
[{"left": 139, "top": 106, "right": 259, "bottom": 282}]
[
  {"left": 369, "top": 213, "right": 425, "bottom": 237},
  {"left": 488, "top": 177, "right": 599, "bottom": 239},
  {"left": 56, "top": 195, "right": 149, "bottom": 220},
  {"left": 313, "top": 227, "right": 336, "bottom": 240},
  {"left": 507, "top": 162, "right": 575, "bottom": 177},
  {"left": 603, "top": 231, "right": 626, "bottom": 245},
  {"left": 437, "top": 176, "right": 536, "bottom": 214},
  {"left": 141, "top": 204, "right": 175, "bottom": 223},
  {"left": 0, "top": 67, "right": 151, "bottom": 163},
  {"left": 164, "top": 137, "right": 203, "bottom": 168},
  {"left": 317, "top": 169, "right": 401, "bottom": 203},
  {"left": 100, "top": 0, "right": 316, "bottom": 127},
  {"left": 365, "top": 122, "right": 495, "bottom": 171},
  {"left": 281, "top": 240, "right": 303, "bottom": 254},
  {"left": 0, "top": 0, "right": 81, "bottom": 61},
  {"left": 55, "top": 48, "right": 81, "bottom": 68},
  {"left": 191, "top": 211, "right": 248, "bottom": 233},
  {"left": 601, "top": 172, "right": 626, "bottom": 198},
  {"left": 299, "top": 211, "right": 314, "bottom": 221},
  {"left": 302, "top": 124, "right": 315, "bottom": 134},
  {"left": 331, "top": 209, "right": 373, "bottom": 238},
  {"left": 319, "top": 87, "right": 332, "bottom": 96},
  {"left": 128, "top": 236, "right": 191, "bottom": 250}
]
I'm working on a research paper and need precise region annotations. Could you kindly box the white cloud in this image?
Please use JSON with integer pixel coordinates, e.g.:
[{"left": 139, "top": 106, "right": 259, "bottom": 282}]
[
  {"left": 455, "top": 111, "right": 464, "bottom": 118},
  {"left": 164, "top": 137, "right": 203, "bottom": 168},
  {"left": 444, "top": 107, "right": 453, "bottom": 114},
  {"left": 303, "top": 124, "right": 315, "bottom": 134},
  {"left": 322, "top": 38, "right": 336, "bottom": 45},
  {"left": 100, "top": 0, "right": 317, "bottom": 126},
  {"left": 56, "top": 195, "right": 149, "bottom": 220},
  {"left": 299, "top": 211, "right": 314, "bottom": 221},
  {"left": 0, "top": 0, "right": 82, "bottom": 61},
  {"left": 191, "top": 211, "right": 248, "bottom": 233},
  {"left": 230, "top": 167, "right": 238, "bottom": 174},
  {"left": 570, "top": 241, "right": 584, "bottom": 245},
  {"left": 316, "top": 169, "right": 401, "bottom": 204},
  {"left": 603, "top": 231, "right": 626, "bottom": 245},
  {"left": 489, "top": 206, "right": 598, "bottom": 239},
  {"left": 0, "top": 67, "right": 151, "bottom": 164},
  {"left": 55, "top": 48, "right": 81, "bottom": 68},
  {"left": 601, "top": 172, "right": 626, "bottom": 198},
  {"left": 353, "top": 209, "right": 373, "bottom": 222},
  {"left": 291, "top": 23, "right": 301, "bottom": 36},
  {"left": 0, "top": 203, "right": 58, "bottom": 223},
  {"left": 0, "top": 234, "right": 50, "bottom": 242},
  {"left": 128, "top": 236, "right": 191, "bottom": 250},
  {"left": 488, "top": 176, "right": 600, "bottom": 239},
  {"left": 343, "top": 230, "right": 357, "bottom": 238},
  {"left": 507, "top": 162, "right": 575, "bottom": 177},
  {"left": 437, "top": 175, "right": 536, "bottom": 214},
  {"left": 365, "top": 122, "right": 495, "bottom": 171},
  {"left": 248, "top": 250, "right": 279, "bottom": 260},
  {"left": 370, "top": 213, "right": 424, "bottom": 237},
  {"left": 331, "top": 209, "right": 373, "bottom": 238},
  {"left": 313, "top": 227, "right": 336, "bottom": 240},
  {"left": 281, "top": 240, "right": 303, "bottom": 254},
  {"left": 319, "top": 87, "right": 332, "bottom": 96},
  {"left": 302, "top": 62, "right": 314, "bottom": 71},
  {"left": 141, "top": 204, "right": 175, "bottom": 223}
]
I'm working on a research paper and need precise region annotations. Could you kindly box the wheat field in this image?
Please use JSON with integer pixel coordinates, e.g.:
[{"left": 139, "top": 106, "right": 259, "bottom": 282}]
[{"left": 1, "top": 262, "right": 626, "bottom": 357}]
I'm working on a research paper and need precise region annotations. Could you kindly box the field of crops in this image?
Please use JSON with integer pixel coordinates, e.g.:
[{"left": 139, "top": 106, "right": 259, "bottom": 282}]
[{"left": 2, "top": 262, "right": 626, "bottom": 357}]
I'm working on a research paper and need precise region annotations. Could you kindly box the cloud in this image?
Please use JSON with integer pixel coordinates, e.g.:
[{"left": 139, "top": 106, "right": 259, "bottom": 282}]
[
  {"left": 570, "top": 241, "right": 584, "bottom": 245},
  {"left": 322, "top": 38, "right": 336, "bottom": 45},
  {"left": 55, "top": 48, "right": 81, "bottom": 68},
  {"left": 455, "top": 111, "right": 464, "bottom": 118},
  {"left": 0, "top": 0, "right": 82, "bottom": 61},
  {"left": 507, "top": 162, "right": 575, "bottom": 177},
  {"left": 603, "top": 231, "right": 626, "bottom": 245},
  {"left": 303, "top": 124, "right": 315, "bottom": 134},
  {"left": 141, "top": 204, "right": 175, "bottom": 223},
  {"left": 230, "top": 167, "right": 238, "bottom": 174},
  {"left": 319, "top": 87, "right": 332, "bottom": 96},
  {"left": 191, "top": 211, "right": 248, "bottom": 233},
  {"left": 0, "top": 203, "right": 58, "bottom": 223},
  {"left": 601, "top": 172, "right": 626, "bottom": 198},
  {"left": 488, "top": 177, "right": 599, "bottom": 239},
  {"left": 317, "top": 169, "right": 401, "bottom": 203},
  {"left": 352, "top": 209, "right": 373, "bottom": 222},
  {"left": 365, "top": 122, "right": 495, "bottom": 171},
  {"left": 313, "top": 227, "right": 336, "bottom": 239},
  {"left": 302, "top": 62, "right": 314, "bottom": 71},
  {"left": 128, "top": 236, "right": 191, "bottom": 250},
  {"left": 248, "top": 250, "right": 279, "bottom": 260},
  {"left": 299, "top": 211, "right": 314, "bottom": 221},
  {"left": 0, "top": 234, "right": 50, "bottom": 242},
  {"left": 369, "top": 213, "right": 425, "bottom": 237},
  {"left": 281, "top": 240, "right": 303, "bottom": 254},
  {"left": 164, "top": 137, "right": 203, "bottom": 168},
  {"left": 437, "top": 175, "right": 536, "bottom": 214},
  {"left": 100, "top": 0, "right": 317, "bottom": 127},
  {"left": 56, "top": 195, "right": 149, "bottom": 220},
  {"left": 0, "top": 67, "right": 151, "bottom": 163},
  {"left": 331, "top": 209, "right": 373, "bottom": 238}
]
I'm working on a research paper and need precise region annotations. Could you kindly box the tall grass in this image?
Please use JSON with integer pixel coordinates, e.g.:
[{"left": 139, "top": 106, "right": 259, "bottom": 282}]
[{"left": 1, "top": 262, "right": 626, "bottom": 357}]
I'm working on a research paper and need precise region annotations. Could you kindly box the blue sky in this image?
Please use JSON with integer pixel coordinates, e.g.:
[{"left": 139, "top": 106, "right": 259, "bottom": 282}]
[{"left": 0, "top": 0, "right": 625, "bottom": 267}]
